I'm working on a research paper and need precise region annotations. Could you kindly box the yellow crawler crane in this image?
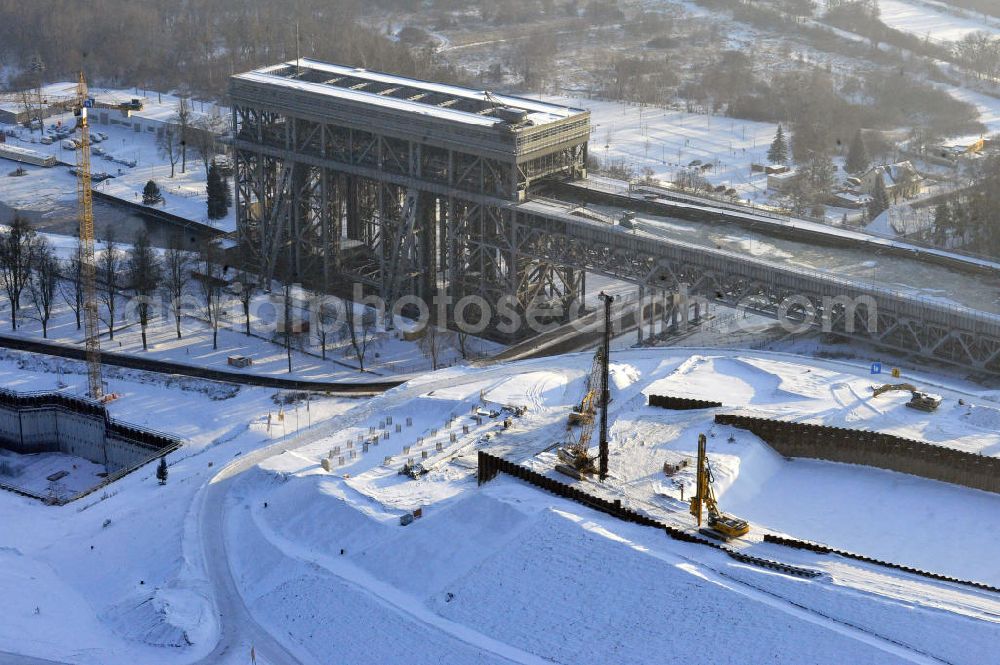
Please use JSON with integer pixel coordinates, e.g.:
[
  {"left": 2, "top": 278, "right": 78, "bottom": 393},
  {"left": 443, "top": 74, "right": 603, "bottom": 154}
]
[
  {"left": 690, "top": 434, "right": 749, "bottom": 539},
  {"left": 558, "top": 348, "right": 604, "bottom": 474}
]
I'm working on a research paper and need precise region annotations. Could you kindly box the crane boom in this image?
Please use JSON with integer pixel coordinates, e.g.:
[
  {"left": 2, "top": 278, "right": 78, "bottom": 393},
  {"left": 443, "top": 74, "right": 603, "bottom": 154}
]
[{"left": 74, "top": 72, "right": 104, "bottom": 400}]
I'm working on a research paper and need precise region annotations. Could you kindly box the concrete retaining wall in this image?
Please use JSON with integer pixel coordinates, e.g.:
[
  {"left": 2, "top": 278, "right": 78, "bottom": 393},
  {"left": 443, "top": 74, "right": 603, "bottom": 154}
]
[
  {"left": 0, "top": 389, "right": 179, "bottom": 474},
  {"left": 715, "top": 414, "right": 1000, "bottom": 494}
]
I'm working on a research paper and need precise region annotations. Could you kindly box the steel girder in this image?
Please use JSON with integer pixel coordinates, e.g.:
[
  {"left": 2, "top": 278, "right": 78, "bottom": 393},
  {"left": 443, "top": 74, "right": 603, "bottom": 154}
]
[{"left": 511, "top": 208, "right": 1000, "bottom": 373}]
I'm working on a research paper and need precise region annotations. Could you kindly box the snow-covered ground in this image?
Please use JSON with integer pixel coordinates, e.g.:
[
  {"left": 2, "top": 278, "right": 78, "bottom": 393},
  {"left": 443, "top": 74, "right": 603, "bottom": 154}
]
[
  {"left": 544, "top": 95, "right": 779, "bottom": 202},
  {"left": 222, "top": 348, "right": 1000, "bottom": 664},
  {"left": 4, "top": 344, "right": 998, "bottom": 664},
  {"left": 0, "top": 449, "right": 106, "bottom": 500},
  {"left": 1, "top": 87, "right": 234, "bottom": 233},
  {"left": 876, "top": 0, "right": 1000, "bottom": 43},
  {"left": 942, "top": 83, "right": 1000, "bottom": 143},
  {"left": 0, "top": 283, "right": 503, "bottom": 382}
]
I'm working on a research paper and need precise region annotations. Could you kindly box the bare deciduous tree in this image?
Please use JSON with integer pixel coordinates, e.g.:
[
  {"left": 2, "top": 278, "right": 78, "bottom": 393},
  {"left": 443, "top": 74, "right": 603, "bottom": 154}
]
[
  {"left": 28, "top": 237, "right": 58, "bottom": 338},
  {"left": 60, "top": 239, "right": 84, "bottom": 330},
  {"left": 315, "top": 296, "right": 341, "bottom": 360},
  {"left": 162, "top": 235, "right": 193, "bottom": 339},
  {"left": 158, "top": 127, "right": 181, "bottom": 179},
  {"left": 190, "top": 114, "right": 226, "bottom": 172},
  {"left": 0, "top": 215, "right": 36, "bottom": 330},
  {"left": 343, "top": 304, "right": 378, "bottom": 372},
  {"left": 198, "top": 239, "right": 225, "bottom": 350},
  {"left": 176, "top": 96, "right": 192, "bottom": 174},
  {"left": 417, "top": 323, "right": 456, "bottom": 370},
  {"left": 99, "top": 231, "right": 123, "bottom": 341},
  {"left": 233, "top": 271, "right": 257, "bottom": 337}
]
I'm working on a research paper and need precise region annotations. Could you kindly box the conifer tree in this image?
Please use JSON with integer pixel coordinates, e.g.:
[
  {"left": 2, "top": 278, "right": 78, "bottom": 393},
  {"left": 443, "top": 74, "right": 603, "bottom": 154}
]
[
  {"left": 845, "top": 130, "right": 870, "bottom": 174},
  {"left": 869, "top": 173, "right": 890, "bottom": 218},
  {"left": 206, "top": 164, "right": 228, "bottom": 219},
  {"left": 156, "top": 455, "right": 168, "bottom": 485},
  {"left": 142, "top": 180, "right": 162, "bottom": 205},
  {"left": 767, "top": 124, "right": 789, "bottom": 164}
]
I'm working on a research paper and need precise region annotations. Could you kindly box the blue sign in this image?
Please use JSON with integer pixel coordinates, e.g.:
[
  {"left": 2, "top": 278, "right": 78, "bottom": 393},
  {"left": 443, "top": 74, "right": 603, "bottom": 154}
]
[
  {"left": 870, "top": 362, "right": 882, "bottom": 375},
  {"left": 84, "top": 98, "right": 95, "bottom": 108}
]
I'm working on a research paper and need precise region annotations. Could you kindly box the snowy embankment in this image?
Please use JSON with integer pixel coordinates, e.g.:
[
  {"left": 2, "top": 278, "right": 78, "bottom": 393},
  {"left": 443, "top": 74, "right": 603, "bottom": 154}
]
[
  {"left": 4, "top": 346, "right": 1000, "bottom": 664},
  {"left": 217, "top": 348, "right": 1000, "bottom": 664}
]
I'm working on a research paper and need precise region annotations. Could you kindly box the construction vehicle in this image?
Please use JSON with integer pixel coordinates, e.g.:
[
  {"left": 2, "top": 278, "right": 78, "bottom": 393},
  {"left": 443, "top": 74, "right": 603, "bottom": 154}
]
[
  {"left": 690, "top": 434, "right": 749, "bottom": 540},
  {"left": 558, "top": 347, "right": 602, "bottom": 474},
  {"left": 619, "top": 211, "right": 639, "bottom": 230},
  {"left": 558, "top": 294, "right": 614, "bottom": 477},
  {"left": 870, "top": 383, "right": 941, "bottom": 412}
]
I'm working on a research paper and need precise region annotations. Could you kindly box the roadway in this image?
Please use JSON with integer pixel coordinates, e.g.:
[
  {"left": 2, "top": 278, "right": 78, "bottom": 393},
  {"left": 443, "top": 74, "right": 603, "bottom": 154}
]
[
  {"left": 513, "top": 192, "right": 1000, "bottom": 372},
  {"left": 548, "top": 178, "right": 1000, "bottom": 318},
  {"left": 0, "top": 333, "right": 405, "bottom": 394}
]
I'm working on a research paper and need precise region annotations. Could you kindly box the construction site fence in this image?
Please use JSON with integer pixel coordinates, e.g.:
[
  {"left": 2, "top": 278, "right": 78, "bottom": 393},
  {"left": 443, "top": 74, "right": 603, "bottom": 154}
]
[
  {"left": 478, "top": 451, "right": 1000, "bottom": 594},
  {"left": 763, "top": 534, "right": 1000, "bottom": 593},
  {"left": 715, "top": 414, "right": 1000, "bottom": 494},
  {"left": 648, "top": 394, "right": 723, "bottom": 410},
  {"left": 476, "top": 451, "right": 821, "bottom": 579}
]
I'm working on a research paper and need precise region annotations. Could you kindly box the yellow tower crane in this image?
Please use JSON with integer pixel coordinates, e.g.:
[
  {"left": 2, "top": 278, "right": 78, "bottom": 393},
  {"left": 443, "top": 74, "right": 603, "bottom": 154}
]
[{"left": 73, "top": 72, "right": 105, "bottom": 400}]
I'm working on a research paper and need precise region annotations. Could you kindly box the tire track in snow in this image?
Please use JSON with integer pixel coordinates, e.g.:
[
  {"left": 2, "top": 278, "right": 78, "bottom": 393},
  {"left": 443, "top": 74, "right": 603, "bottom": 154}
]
[{"left": 241, "top": 490, "right": 549, "bottom": 665}]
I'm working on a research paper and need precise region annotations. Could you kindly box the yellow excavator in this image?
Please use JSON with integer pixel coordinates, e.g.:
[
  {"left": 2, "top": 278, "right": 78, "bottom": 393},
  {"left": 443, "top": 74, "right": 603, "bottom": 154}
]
[
  {"left": 870, "top": 383, "right": 942, "bottom": 412},
  {"left": 690, "top": 434, "right": 749, "bottom": 540}
]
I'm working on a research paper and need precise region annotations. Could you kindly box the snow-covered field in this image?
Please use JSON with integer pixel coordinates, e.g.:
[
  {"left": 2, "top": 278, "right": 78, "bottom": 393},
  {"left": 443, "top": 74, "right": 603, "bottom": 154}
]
[
  {"left": 3, "top": 344, "right": 999, "bottom": 664},
  {"left": 544, "top": 95, "right": 779, "bottom": 201},
  {"left": 877, "top": 0, "right": 1000, "bottom": 43}
]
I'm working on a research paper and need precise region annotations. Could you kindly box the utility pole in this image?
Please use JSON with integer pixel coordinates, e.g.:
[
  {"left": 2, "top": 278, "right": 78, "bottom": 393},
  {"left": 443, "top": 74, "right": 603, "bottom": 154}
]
[
  {"left": 598, "top": 292, "right": 613, "bottom": 481},
  {"left": 284, "top": 281, "right": 293, "bottom": 374}
]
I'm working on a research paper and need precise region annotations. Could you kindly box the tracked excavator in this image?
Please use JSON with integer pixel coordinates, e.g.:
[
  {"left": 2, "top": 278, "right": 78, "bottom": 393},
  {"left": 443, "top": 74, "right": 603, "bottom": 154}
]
[
  {"left": 870, "top": 383, "right": 942, "bottom": 412},
  {"left": 690, "top": 433, "right": 749, "bottom": 540}
]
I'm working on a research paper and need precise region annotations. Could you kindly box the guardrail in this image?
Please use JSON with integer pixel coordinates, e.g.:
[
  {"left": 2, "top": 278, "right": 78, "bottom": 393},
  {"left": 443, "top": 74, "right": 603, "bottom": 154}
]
[{"left": 0, "top": 333, "right": 405, "bottom": 394}]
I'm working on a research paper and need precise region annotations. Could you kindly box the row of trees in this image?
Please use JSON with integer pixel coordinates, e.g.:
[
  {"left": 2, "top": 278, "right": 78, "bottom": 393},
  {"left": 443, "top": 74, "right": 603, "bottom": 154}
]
[
  {"left": 931, "top": 155, "right": 1000, "bottom": 255},
  {"left": 0, "top": 1, "right": 448, "bottom": 99},
  {"left": 0, "top": 216, "right": 58, "bottom": 334},
  {"left": 954, "top": 31, "right": 1000, "bottom": 85},
  {"left": 0, "top": 218, "right": 396, "bottom": 372}
]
